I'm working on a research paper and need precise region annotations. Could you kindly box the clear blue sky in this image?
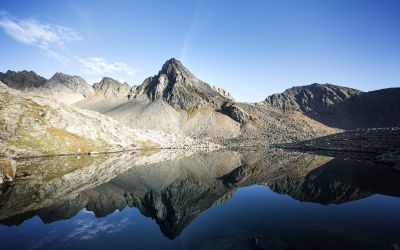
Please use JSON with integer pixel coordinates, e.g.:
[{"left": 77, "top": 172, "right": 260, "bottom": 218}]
[{"left": 0, "top": 0, "right": 399, "bottom": 102}]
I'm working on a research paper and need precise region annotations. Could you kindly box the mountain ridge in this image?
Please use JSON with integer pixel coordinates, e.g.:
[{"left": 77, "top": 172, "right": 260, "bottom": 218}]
[
  {"left": 265, "top": 83, "right": 400, "bottom": 129},
  {"left": 2, "top": 58, "right": 398, "bottom": 145}
]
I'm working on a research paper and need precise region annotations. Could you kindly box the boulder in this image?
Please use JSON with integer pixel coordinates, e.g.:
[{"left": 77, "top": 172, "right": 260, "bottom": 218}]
[{"left": 0, "top": 158, "right": 16, "bottom": 185}]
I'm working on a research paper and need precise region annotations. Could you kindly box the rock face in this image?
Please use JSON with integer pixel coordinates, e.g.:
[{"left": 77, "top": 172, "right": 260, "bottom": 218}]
[
  {"left": 265, "top": 83, "right": 361, "bottom": 113},
  {"left": 131, "top": 58, "right": 233, "bottom": 109},
  {"left": 33, "top": 72, "right": 95, "bottom": 105},
  {"left": 93, "top": 77, "right": 131, "bottom": 99},
  {"left": 0, "top": 70, "right": 47, "bottom": 90},
  {"left": 0, "top": 81, "right": 216, "bottom": 158},
  {"left": 77, "top": 59, "right": 336, "bottom": 144},
  {"left": 265, "top": 83, "right": 400, "bottom": 129}
]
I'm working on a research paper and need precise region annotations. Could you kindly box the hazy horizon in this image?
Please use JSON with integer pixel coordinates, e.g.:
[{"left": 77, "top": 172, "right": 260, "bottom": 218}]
[{"left": 1, "top": 0, "right": 399, "bottom": 101}]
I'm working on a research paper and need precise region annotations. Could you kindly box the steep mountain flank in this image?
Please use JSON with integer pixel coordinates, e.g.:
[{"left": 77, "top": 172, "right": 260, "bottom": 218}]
[
  {"left": 265, "top": 83, "right": 400, "bottom": 129},
  {"left": 77, "top": 59, "right": 336, "bottom": 144},
  {"left": 0, "top": 70, "right": 47, "bottom": 90},
  {"left": 131, "top": 58, "right": 233, "bottom": 109},
  {"left": 0, "top": 81, "right": 214, "bottom": 158}
]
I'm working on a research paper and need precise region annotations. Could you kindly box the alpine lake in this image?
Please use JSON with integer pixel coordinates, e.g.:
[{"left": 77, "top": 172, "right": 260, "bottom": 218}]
[{"left": 0, "top": 148, "right": 399, "bottom": 250}]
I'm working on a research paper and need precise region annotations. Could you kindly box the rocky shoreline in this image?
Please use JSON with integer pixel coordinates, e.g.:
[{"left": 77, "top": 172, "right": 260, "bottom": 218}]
[{"left": 275, "top": 127, "right": 400, "bottom": 166}]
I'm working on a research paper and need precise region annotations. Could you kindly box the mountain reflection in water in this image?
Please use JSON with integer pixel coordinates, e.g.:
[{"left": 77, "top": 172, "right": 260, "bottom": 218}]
[{"left": 0, "top": 149, "right": 400, "bottom": 250}]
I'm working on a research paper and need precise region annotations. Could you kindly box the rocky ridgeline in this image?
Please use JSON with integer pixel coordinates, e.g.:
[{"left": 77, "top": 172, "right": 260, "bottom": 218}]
[
  {"left": 0, "top": 70, "right": 47, "bottom": 90},
  {"left": 264, "top": 83, "right": 400, "bottom": 129},
  {"left": 2, "top": 58, "right": 399, "bottom": 156},
  {"left": 33, "top": 72, "right": 95, "bottom": 105},
  {"left": 76, "top": 59, "right": 337, "bottom": 144},
  {"left": 276, "top": 127, "right": 400, "bottom": 165},
  {"left": 265, "top": 83, "right": 361, "bottom": 113},
  {"left": 93, "top": 77, "right": 131, "bottom": 98}
]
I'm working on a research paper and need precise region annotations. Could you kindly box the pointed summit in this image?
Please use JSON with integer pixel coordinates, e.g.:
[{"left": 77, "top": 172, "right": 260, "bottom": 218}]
[
  {"left": 159, "top": 58, "right": 199, "bottom": 83},
  {"left": 132, "top": 58, "right": 232, "bottom": 109}
]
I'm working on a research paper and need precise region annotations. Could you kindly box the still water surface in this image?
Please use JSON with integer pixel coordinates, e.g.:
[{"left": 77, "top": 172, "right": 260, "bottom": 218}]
[{"left": 0, "top": 149, "right": 399, "bottom": 250}]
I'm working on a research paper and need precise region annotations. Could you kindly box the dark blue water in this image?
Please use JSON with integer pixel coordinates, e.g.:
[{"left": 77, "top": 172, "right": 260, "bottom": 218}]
[
  {"left": 1, "top": 151, "right": 400, "bottom": 250},
  {"left": 1, "top": 185, "right": 400, "bottom": 250}
]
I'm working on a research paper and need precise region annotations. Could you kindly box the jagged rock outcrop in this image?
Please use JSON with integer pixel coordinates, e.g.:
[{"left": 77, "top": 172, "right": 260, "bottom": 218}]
[
  {"left": 0, "top": 81, "right": 217, "bottom": 158},
  {"left": 220, "top": 102, "right": 251, "bottom": 124},
  {"left": 0, "top": 70, "right": 47, "bottom": 90},
  {"left": 265, "top": 83, "right": 400, "bottom": 129}
]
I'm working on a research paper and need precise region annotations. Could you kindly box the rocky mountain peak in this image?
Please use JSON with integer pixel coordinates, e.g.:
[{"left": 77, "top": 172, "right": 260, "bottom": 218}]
[
  {"left": 45, "top": 72, "right": 94, "bottom": 98},
  {"left": 159, "top": 58, "right": 199, "bottom": 84},
  {"left": 93, "top": 77, "right": 131, "bottom": 98},
  {"left": 265, "top": 83, "right": 362, "bottom": 113},
  {"left": 0, "top": 70, "right": 47, "bottom": 90},
  {"left": 131, "top": 58, "right": 233, "bottom": 109}
]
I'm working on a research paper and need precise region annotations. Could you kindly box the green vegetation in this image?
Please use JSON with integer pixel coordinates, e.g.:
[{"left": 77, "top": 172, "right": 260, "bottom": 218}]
[
  {"left": 9, "top": 127, "right": 110, "bottom": 156},
  {"left": 138, "top": 139, "right": 161, "bottom": 149}
]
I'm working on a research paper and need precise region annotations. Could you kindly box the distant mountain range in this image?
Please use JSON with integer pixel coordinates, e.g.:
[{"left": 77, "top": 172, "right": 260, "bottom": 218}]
[
  {"left": 0, "top": 58, "right": 399, "bottom": 157},
  {"left": 1, "top": 59, "right": 398, "bottom": 131}
]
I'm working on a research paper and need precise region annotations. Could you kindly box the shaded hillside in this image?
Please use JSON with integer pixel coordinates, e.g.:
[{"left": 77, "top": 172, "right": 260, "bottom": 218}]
[
  {"left": 265, "top": 83, "right": 400, "bottom": 129},
  {"left": 0, "top": 70, "right": 47, "bottom": 90},
  {"left": 276, "top": 127, "right": 400, "bottom": 165}
]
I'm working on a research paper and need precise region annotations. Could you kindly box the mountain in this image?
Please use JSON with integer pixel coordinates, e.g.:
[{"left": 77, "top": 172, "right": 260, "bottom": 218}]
[
  {"left": 131, "top": 58, "right": 233, "bottom": 109},
  {"left": 77, "top": 58, "right": 336, "bottom": 144},
  {"left": 0, "top": 70, "right": 47, "bottom": 90},
  {"left": 265, "top": 83, "right": 361, "bottom": 113},
  {"left": 0, "top": 81, "right": 213, "bottom": 158},
  {"left": 93, "top": 77, "right": 131, "bottom": 98},
  {"left": 32, "top": 72, "right": 96, "bottom": 105},
  {"left": 265, "top": 83, "right": 400, "bottom": 129},
  {"left": 0, "top": 70, "right": 96, "bottom": 105}
]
